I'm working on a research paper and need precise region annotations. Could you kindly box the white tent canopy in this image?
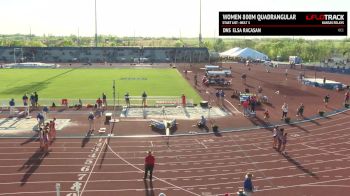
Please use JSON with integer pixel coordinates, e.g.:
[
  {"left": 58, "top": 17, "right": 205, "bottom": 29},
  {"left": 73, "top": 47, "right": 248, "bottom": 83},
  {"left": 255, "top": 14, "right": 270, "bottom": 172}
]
[
  {"left": 220, "top": 47, "right": 269, "bottom": 60},
  {"left": 219, "top": 47, "right": 241, "bottom": 57}
]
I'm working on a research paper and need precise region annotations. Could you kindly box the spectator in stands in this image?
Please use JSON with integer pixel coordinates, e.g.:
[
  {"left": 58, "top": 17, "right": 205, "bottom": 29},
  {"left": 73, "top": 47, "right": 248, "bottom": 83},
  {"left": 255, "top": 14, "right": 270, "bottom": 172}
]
[
  {"left": 34, "top": 92, "right": 39, "bottom": 107},
  {"left": 22, "top": 93, "right": 28, "bottom": 106},
  {"left": 142, "top": 91, "right": 147, "bottom": 107},
  {"left": 88, "top": 112, "right": 95, "bottom": 131},
  {"left": 36, "top": 113, "right": 45, "bottom": 130},
  {"left": 125, "top": 92, "right": 131, "bottom": 107},
  {"left": 324, "top": 94, "right": 330, "bottom": 107},
  {"left": 243, "top": 173, "right": 254, "bottom": 196},
  {"left": 144, "top": 151, "right": 155, "bottom": 181},
  {"left": 102, "top": 93, "right": 107, "bottom": 107},
  {"left": 281, "top": 103, "right": 288, "bottom": 120}
]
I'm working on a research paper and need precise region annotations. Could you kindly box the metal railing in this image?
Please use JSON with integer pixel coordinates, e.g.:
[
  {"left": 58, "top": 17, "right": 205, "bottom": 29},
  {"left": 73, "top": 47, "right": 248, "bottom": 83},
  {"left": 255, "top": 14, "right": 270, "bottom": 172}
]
[{"left": 0, "top": 96, "right": 193, "bottom": 108}]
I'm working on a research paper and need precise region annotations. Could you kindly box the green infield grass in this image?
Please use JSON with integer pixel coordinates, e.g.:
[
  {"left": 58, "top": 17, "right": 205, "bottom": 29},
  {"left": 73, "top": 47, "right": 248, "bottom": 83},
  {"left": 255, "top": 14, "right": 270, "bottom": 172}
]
[{"left": 0, "top": 68, "right": 202, "bottom": 103}]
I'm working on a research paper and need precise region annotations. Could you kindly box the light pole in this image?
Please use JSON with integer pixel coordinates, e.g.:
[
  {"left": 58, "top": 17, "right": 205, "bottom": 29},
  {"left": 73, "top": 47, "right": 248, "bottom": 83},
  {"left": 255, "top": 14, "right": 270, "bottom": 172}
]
[
  {"left": 94, "top": 0, "right": 98, "bottom": 47},
  {"left": 199, "top": 0, "right": 202, "bottom": 46}
]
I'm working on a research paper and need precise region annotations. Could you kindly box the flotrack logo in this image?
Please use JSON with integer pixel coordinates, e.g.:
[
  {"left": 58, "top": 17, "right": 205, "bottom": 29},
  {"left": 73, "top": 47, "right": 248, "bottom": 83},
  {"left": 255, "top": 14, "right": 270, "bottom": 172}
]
[{"left": 306, "top": 14, "right": 345, "bottom": 21}]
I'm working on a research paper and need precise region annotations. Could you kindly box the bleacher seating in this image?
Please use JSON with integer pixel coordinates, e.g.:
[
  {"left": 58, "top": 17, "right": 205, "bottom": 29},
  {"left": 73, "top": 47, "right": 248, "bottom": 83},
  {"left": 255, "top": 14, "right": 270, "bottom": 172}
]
[{"left": 0, "top": 47, "right": 209, "bottom": 63}]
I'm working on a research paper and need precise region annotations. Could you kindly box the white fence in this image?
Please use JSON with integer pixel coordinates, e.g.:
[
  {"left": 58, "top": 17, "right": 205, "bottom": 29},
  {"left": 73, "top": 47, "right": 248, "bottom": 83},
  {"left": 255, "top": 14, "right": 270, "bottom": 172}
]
[{"left": 0, "top": 96, "right": 194, "bottom": 108}]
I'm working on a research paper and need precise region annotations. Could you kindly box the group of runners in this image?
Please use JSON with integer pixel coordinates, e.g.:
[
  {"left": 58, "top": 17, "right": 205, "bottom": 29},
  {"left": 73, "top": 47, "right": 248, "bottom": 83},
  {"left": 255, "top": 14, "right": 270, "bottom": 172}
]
[
  {"left": 38, "top": 117, "right": 57, "bottom": 152},
  {"left": 273, "top": 126, "right": 288, "bottom": 154}
]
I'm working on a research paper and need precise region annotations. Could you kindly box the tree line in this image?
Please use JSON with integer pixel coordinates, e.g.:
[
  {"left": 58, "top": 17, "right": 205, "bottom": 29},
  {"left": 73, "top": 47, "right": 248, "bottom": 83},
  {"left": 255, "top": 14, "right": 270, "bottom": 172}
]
[{"left": 1, "top": 34, "right": 349, "bottom": 62}]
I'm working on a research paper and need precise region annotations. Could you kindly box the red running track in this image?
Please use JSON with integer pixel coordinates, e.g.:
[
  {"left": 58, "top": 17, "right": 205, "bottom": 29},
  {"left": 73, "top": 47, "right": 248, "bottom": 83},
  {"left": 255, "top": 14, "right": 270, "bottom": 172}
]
[{"left": 0, "top": 110, "right": 350, "bottom": 196}]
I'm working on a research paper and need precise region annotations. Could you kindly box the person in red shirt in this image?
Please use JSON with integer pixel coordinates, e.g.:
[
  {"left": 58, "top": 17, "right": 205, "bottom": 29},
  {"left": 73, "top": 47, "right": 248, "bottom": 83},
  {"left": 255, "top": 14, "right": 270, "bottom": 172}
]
[
  {"left": 242, "top": 100, "right": 249, "bottom": 117},
  {"left": 345, "top": 91, "right": 349, "bottom": 104},
  {"left": 96, "top": 98, "right": 102, "bottom": 108},
  {"left": 144, "top": 151, "right": 155, "bottom": 180}
]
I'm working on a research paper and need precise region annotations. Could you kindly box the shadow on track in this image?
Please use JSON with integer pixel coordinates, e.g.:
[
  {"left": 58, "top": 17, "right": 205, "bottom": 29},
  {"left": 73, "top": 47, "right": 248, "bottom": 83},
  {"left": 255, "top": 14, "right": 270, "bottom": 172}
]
[
  {"left": 18, "top": 149, "right": 49, "bottom": 186},
  {"left": 81, "top": 129, "right": 93, "bottom": 148},
  {"left": 143, "top": 179, "right": 155, "bottom": 196},
  {"left": 303, "top": 117, "right": 321, "bottom": 126},
  {"left": 20, "top": 132, "right": 39, "bottom": 146},
  {"left": 283, "top": 153, "right": 319, "bottom": 179}
]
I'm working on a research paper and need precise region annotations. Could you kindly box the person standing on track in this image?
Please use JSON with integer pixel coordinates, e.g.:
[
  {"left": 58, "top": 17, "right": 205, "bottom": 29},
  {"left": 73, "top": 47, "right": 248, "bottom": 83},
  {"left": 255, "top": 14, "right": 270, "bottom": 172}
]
[
  {"left": 36, "top": 112, "right": 45, "bottom": 130},
  {"left": 88, "top": 112, "right": 95, "bottom": 132},
  {"left": 125, "top": 92, "right": 131, "bottom": 107},
  {"left": 243, "top": 173, "right": 254, "bottom": 196},
  {"left": 102, "top": 93, "right": 107, "bottom": 108},
  {"left": 22, "top": 93, "right": 28, "bottom": 106},
  {"left": 285, "top": 69, "right": 288, "bottom": 80},
  {"left": 277, "top": 128, "right": 284, "bottom": 152},
  {"left": 219, "top": 90, "right": 225, "bottom": 106},
  {"left": 34, "top": 92, "right": 39, "bottom": 107},
  {"left": 264, "top": 109, "right": 270, "bottom": 121},
  {"left": 324, "top": 94, "right": 330, "bottom": 107},
  {"left": 96, "top": 97, "right": 102, "bottom": 109},
  {"left": 272, "top": 126, "right": 278, "bottom": 149},
  {"left": 296, "top": 103, "right": 304, "bottom": 119},
  {"left": 142, "top": 91, "right": 148, "bottom": 107},
  {"left": 49, "top": 118, "right": 56, "bottom": 143},
  {"left": 344, "top": 91, "right": 349, "bottom": 104},
  {"left": 144, "top": 151, "right": 155, "bottom": 180},
  {"left": 281, "top": 132, "right": 288, "bottom": 154},
  {"left": 281, "top": 103, "right": 288, "bottom": 120}
]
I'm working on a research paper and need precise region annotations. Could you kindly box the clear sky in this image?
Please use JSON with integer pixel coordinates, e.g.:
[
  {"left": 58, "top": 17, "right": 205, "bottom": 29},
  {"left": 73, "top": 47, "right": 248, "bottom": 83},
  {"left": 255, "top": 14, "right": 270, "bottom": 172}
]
[{"left": 0, "top": 0, "right": 349, "bottom": 38}]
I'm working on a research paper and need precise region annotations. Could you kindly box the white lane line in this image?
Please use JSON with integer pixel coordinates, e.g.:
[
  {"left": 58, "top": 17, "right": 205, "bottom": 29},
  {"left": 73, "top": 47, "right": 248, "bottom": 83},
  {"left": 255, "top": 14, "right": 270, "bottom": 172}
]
[
  {"left": 303, "top": 185, "right": 350, "bottom": 188},
  {"left": 228, "top": 135, "right": 275, "bottom": 187},
  {"left": 2, "top": 116, "right": 350, "bottom": 151},
  {"left": 1, "top": 138, "right": 350, "bottom": 171},
  {"left": 195, "top": 139, "right": 208, "bottom": 149},
  {"left": 224, "top": 98, "right": 242, "bottom": 114},
  {"left": 302, "top": 143, "right": 347, "bottom": 157},
  {"left": 106, "top": 143, "right": 201, "bottom": 196},
  {"left": 253, "top": 144, "right": 265, "bottom": 150},
  {"left": 0, "top": 191, "right": 71, "bottom": 196},
  {"left": 257, "top": 176, "right": 350, "bottom": 192},
  {"left": 80, "top": 138, "right": 106, "bottom": 196}
]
